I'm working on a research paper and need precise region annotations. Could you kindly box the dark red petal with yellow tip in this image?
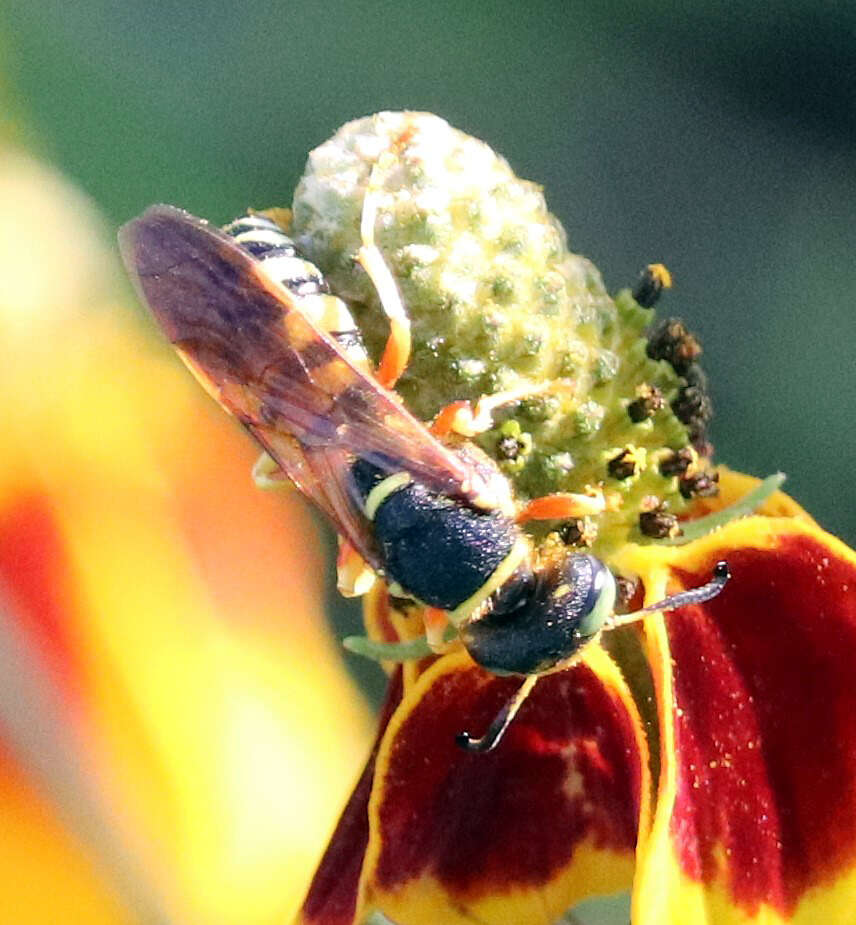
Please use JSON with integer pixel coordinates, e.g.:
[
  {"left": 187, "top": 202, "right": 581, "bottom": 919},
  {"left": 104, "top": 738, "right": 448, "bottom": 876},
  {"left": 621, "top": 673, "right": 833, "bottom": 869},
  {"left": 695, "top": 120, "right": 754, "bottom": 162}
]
[
  {"left": 297, "top": 669, "right": 403, "bottom": 925},
  {"left": 362, "top": 647, "right": 648, "bottom": 925},
  {"left": 615, "top": 517, "right": 856, "bottom": 923}
]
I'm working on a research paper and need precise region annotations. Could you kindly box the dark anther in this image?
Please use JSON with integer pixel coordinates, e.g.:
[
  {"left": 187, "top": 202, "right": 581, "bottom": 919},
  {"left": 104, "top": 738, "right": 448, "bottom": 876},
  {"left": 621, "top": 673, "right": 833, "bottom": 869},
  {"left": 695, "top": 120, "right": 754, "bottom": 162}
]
[
  {"left": 659, "top": 448, "right": 694, "bottom": 477},
  {"left": 646, "top": 318, "right": 702, "bottom": 377},
  {"left": 639, "top": 506, "right": 681, "bottom": 539},
  {"left": 633, "top": 263, "right": 672, "bottom": 308},
  {"left": 496, "top": 434, "right": 522, "bottom": 461},
  {"left": 627, "top": 384, "right": 665, "bottom": 423},
  {"left": 559, "top": 517, "right": 597, "bottom": 547},
  {"left": 614, "top": 575, "right": 639, "bottom": 612},
  {"left": 672, "top": 365, "right": 713, "bottom": 450},
  {"left": 608, "top": 448, "right": 637, "bottom": 480},
  {"left": 679, "top": 470, "right": 720, "bottom": 499}
]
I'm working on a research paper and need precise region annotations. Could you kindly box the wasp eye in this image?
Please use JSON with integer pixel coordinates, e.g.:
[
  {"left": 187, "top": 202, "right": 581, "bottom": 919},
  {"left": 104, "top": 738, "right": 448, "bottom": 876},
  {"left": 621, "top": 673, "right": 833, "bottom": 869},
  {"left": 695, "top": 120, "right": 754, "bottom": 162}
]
[
  {"left": 571, "top": 555, "right": 617, "bottom": 638},
  {"left": 460, "top": 554, "right": 617, "bottom": 676}
]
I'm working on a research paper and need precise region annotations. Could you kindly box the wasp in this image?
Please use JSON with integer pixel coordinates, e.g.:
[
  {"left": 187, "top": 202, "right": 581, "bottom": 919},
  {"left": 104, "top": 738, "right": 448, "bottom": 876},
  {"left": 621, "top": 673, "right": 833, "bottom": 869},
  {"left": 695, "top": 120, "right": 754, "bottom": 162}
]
[{"left": 119, "top": 203, "right": 729, "bottom": 753}]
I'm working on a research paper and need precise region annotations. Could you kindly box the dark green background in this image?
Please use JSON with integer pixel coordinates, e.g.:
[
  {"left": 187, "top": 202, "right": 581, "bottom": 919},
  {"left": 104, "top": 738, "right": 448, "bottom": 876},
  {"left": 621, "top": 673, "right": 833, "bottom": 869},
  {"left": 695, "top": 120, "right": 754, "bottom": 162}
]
[{"left": 4, "top": 0, "right": 854, "bottom": 546}]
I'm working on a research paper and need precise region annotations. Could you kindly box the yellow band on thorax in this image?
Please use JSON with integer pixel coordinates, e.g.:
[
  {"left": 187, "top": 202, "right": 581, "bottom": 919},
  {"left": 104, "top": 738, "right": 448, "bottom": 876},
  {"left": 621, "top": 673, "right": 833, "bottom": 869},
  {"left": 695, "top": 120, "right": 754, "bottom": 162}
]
[
  {"left": 448, "top": 535, "right": 531, "bottom": 625},
  {"left": 364, "top": 472, "right": 413, "bottom": 521}
]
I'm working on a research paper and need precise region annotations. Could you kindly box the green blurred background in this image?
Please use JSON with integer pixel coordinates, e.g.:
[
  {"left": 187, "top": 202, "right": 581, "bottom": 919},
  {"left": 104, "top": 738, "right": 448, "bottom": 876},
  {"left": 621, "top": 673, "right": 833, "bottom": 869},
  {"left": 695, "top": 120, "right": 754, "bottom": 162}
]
[{"left": 4, "top": 0, "right": 853, "bottom": 547}]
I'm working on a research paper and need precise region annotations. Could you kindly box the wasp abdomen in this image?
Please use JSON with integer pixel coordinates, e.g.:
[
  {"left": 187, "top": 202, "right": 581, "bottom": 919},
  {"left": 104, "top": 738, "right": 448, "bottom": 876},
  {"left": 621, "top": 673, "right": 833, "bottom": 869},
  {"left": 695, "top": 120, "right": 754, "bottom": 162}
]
[
  {"left": 223, "top": 213, "right": 367, "bottom": 366},
  {"left": 351, "top": 459, "right": 517, "bottom": 611},
  {"left": 223, "top": 214, "right": 328, "bottom": 296}
]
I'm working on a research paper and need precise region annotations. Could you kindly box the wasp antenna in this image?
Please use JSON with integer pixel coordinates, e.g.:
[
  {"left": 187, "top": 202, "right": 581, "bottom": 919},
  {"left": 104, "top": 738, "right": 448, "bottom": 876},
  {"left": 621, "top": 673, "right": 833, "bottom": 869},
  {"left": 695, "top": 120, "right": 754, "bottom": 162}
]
[
  {"left": 456, "top": 675, "right": 539, "bottom": 754},
  {"left": 607, "top": 560, "right": 730, "bottom": 630}
]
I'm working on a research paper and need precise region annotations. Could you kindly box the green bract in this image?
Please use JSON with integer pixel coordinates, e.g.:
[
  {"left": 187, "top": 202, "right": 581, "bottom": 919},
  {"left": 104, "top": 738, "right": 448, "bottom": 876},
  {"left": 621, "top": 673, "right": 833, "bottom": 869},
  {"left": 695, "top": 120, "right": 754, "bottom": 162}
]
[{"left": 290, "top": 112, "right": 715, "bottom": 558}]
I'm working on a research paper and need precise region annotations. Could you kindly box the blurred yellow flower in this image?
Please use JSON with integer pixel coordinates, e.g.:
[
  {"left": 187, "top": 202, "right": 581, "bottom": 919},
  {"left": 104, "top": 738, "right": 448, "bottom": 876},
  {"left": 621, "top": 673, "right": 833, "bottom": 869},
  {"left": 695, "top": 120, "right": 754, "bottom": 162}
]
[{"left": 0, "top": 146, "right": 373, "bottom": 925}]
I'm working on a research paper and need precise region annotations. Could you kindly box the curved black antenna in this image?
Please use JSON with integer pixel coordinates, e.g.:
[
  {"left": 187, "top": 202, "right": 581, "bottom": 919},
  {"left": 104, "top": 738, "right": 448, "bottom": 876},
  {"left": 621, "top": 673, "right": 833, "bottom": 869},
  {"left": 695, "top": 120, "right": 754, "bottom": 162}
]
[
  {"left": 456, "top": 675, "right": 539, "bottom": 754},
  {"left": 607, "top": 560, "right": 730, "bottom": 630}
]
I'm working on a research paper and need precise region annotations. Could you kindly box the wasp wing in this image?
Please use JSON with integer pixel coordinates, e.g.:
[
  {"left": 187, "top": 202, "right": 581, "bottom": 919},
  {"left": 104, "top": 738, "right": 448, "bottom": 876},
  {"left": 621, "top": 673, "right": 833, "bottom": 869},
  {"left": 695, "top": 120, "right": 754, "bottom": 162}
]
[{"left": 119, "top": 205, "right": 485, "bottom": 568}]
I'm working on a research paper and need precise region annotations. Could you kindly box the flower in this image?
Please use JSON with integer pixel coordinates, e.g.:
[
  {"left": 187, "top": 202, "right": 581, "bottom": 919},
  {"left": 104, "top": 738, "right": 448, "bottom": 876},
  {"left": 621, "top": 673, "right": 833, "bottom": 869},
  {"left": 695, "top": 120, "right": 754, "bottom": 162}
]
[
  {"left": 299, "top": 476, "right": 856, "bottom": 925},
  {"left": 287, "top": 115, "right": 856, "bottom": 924},
  {"left": 0, "top": 147, "right": 373, "bottom": 923},
  {"left": 6, "top": 108, "right": 853, "bottom": 925}
]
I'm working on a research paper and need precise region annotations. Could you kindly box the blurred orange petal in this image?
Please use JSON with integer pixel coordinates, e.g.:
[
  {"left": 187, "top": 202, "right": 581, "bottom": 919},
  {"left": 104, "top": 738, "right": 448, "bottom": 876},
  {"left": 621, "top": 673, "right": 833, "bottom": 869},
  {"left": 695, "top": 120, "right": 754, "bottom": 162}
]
[{"left": 0, "top": 149, "right": 373, "bottom": 924}]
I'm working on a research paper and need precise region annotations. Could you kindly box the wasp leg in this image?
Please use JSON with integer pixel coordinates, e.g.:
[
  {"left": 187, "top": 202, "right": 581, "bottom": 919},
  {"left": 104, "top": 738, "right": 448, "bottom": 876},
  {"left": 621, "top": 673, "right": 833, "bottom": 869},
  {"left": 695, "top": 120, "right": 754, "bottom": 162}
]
[
  {"left": 252, "top": 451, "right": 292, "bottom": 491},
  {"left": 430, "top": 383, "right": 554, "bottom": 438},
  {"left": 456, "top": 674, "right": 540, "bottom": 753},
  {"left": 422, "top": 606, "right": 453, "bottom": 653},
  {"left": 336, "top": 540, "right": 377, "bottom": 598},
  {"left": 516, "top": 490, "right": 610, "bottom": 524},
  {"left": 357, "top": 162, "right": 412, "bottom": 388}
]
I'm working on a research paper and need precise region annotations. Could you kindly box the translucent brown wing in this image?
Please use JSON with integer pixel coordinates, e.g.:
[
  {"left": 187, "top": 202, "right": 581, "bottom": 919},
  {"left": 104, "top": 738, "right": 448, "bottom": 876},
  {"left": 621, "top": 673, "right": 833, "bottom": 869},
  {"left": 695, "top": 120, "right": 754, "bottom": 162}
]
[{"left": 119, "top": 204, "right": 485, "bottom": 569}]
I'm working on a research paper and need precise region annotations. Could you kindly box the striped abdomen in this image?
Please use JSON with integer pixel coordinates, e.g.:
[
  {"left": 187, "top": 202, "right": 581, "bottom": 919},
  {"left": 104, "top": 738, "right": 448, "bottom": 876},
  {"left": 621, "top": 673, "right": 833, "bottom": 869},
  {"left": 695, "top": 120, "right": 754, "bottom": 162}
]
[{"left": 223, "top": 213, "right": 368, "bottom": 368}]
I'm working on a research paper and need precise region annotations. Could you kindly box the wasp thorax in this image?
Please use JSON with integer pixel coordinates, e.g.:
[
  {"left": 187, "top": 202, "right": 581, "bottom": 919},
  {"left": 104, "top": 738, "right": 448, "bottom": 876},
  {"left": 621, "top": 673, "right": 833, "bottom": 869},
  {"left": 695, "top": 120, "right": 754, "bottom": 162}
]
[
  {"left": 460, "top": 554, "right": 616, "bottom": 676},
  {"left": 291, "top": 112, "right": 718, "bottom": 557}
]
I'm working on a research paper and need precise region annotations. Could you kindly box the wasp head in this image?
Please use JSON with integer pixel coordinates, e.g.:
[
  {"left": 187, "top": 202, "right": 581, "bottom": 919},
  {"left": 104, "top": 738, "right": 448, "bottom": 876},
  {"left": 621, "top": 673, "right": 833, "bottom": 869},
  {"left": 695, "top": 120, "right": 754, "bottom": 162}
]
[{"left": 460, "top": 554, "right": 617, "bottom": 676}]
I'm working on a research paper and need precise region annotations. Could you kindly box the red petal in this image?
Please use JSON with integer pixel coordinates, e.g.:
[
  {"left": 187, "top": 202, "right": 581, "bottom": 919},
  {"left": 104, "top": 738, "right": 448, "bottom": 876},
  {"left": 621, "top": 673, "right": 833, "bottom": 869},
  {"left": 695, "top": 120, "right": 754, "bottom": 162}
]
[
  {"left": 620, "top": 518, "right": 856, "bottom": 922},
  {"left": 297, "top": 669, "right": 403, "bottom": 925},
  {"left": 364, "top": 647, "right": 647, "bottom": 925}
]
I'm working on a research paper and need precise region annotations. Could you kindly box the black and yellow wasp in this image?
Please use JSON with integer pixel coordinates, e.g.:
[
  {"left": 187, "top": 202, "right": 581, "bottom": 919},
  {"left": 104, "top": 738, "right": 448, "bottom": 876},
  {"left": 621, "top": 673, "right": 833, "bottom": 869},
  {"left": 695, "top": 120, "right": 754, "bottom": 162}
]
[{"left": 120, "top": 205, "right": 728, "bottom": 752}]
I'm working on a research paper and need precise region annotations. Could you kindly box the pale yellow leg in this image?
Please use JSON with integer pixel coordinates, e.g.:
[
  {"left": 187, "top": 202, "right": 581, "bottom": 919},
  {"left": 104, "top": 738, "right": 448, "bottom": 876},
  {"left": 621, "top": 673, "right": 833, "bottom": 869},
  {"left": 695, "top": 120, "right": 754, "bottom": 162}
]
[
  {"left": 356, "top": 159, "right": 412, "bottom": 388},
  {"left": 423, "top": 606, "right": 453, "bottom": 654},
  {"left": 252, "top": 451, "right": 290, "bottom": 490},
  {"left": 336, "top": 540, "right": 377, "bottom": 597},
  {"left": 431, "top": 382, "right": 555, "bottom": 437}
]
